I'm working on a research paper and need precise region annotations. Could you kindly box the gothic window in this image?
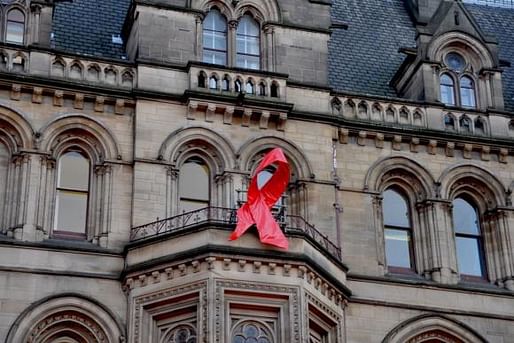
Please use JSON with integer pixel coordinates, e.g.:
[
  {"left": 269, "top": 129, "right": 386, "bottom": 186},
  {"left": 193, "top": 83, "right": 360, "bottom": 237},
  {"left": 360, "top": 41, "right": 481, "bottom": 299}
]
[
  {"left": 245, "top": 80, "right": 254, "bottom": 94},
  {"left": 444, "top": 114, "right": 455, "bottom": 130},
  {"left": 202, "top": 9, "right": 262, "bottom": 70},
  {"left": 258, "top": 82, "right": 266, "bottom": 96},
  {"left": 235, "top": 79, "right": 242, "bottom": 92},
  {"left": 475, "top": 117, "right": 485, "bottom": 135},
  {"left": 222, "top": 75, "right": 230, "bottom": 91},
  {"left": 198, "top": 72, "right": 207, "bottom": 88},
  {"left": 179, "top": 158, "right": 210, "bottom": 212},
  {"left": 459, "top": 116, "right": 471, "bottom": 133},
  {"left": 209, "top": 75, "right": 218, "bottom": 89},
  {"left": 440, "top": 73, "right": 456, "bottom": 106},
  {"left": 232, "top": 321, "right": 273, "bottom": 343},
  {"left": 203, "top": 9, "right": 227, "bottom": 65},
  {"left": 54, "top": 151, "right": 90, "bottom": 239},
  {"left": 6, "top": 8, "right": 25, "bottom": 44},
  {"left": 270, "top": 82, "right": 279, "bottom": 98},
  {"left": 383, "top": 188, "right": 415, "bottom": 272},
  {"left": 460, "top": 76, "right": 476, "bottom": 108},
  {"left": 452, "top": 198, "right": 487, "bottom": 280},
  {"left": 440, "top": 52, "right": 477, "bottom": 109},
  {"left": 163, "top": 324, "right": 197, "bottom": 343},
  {"left": 236, "top": 14, "right": 260, "bottom": 70}
]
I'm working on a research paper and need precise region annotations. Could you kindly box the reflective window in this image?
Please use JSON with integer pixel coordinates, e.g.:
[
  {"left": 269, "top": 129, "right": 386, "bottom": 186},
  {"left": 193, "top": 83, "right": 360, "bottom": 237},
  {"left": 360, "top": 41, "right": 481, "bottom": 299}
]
[
  {"left": 452, "top": 198, "right": 486, "bottom": 278},
  {"left": 179, "top": 158, "right": 210, "bottom": 212},
  {"left": 203, "top": 9, "right": 227, "bottom": 65},
  {"left": 54, "top": 151, "right": 90, "bottom": 237},
  {"left": 440, "top": 74, "right": 455, "bottom": 106},
  {"left": 6, "top": 9, "right": 24, "bottom": 44},
  {"left": 236, "top": 15, "right": 260, "bottom": 70},
  {"left": 460, "top": 76, "right": 476, "bottom": 108},
  {"left": 383, "top": 189, "right": 414, "bottom": 270}
]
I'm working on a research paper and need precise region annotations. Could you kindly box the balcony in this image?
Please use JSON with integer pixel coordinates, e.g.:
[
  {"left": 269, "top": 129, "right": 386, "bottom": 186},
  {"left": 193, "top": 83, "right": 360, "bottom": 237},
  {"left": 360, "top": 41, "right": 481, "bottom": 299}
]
[{"left": 129, "top": 206, "right": 341, "bottom": 261}]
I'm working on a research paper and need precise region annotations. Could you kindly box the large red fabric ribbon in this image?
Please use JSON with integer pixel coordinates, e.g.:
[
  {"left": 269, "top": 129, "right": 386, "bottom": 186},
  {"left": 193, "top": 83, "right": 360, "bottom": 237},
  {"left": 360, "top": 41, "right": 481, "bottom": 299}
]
[{"left": 230, "top": 148, "right": 289, "bottom": 249}]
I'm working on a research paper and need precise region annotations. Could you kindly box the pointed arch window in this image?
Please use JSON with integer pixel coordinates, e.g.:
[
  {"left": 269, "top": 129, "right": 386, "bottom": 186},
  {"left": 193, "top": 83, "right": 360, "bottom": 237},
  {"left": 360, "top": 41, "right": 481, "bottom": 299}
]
[
  {"left": 460, "top": 76, "right": 476, "bottom": 108},
  {"left": 6, "top": 8, "right": 25, "bottom": 44},
  {"left": 459, "top": 116, "right": 471, "bottom": 133},
  {"left": 440, "top": 73, "right": 455, "bottom": 106},
  {"left": 452, "top": 198, "right": 486, "bottom": 280},
  {"left": 54, "top": 151, "right": 90, "bottom": 239},
  {"left": 179, "top": 158, "right": 210, "bottom": 212},
  {"left": 203, "top": 9, "right": 228, "bottom": 65},
  {"left": 236, "top": 14, "right": 260, "bottom": 70},
  {"left": 383, "top": 188, "right": 414, "bottom": 272}
]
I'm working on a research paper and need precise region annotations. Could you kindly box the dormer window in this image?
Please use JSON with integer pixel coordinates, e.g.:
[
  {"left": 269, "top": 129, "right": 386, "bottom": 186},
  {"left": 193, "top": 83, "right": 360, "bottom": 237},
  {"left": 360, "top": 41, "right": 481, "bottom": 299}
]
[
  {"left": 6, "top": 8, "right": 25, "bottom": 44},
  {"left": 439, "top": 52, "right": 477, "bottom": 108},
  {"left": 202, "top": 8, "right": 261, "bottom": 70}
]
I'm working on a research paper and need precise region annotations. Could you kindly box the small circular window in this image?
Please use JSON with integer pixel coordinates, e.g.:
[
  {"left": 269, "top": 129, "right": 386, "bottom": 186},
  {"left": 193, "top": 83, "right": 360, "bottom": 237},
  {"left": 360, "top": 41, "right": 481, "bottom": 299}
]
[{"left": 445, "top": 52, "right": 466, "bottom": 72}]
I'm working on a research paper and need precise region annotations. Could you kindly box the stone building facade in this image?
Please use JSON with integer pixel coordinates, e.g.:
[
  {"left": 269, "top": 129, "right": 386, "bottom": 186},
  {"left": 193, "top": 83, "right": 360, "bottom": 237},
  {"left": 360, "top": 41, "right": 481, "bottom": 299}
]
[{"left": 0, "top": 0, "right": 513, "bottom": 342}]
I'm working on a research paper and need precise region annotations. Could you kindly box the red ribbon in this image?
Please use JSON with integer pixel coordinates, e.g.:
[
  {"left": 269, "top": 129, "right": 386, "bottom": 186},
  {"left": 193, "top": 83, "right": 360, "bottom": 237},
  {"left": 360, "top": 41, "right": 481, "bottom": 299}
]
[{"left": 230, "top": 148, "right": 289, "bottom": 249}]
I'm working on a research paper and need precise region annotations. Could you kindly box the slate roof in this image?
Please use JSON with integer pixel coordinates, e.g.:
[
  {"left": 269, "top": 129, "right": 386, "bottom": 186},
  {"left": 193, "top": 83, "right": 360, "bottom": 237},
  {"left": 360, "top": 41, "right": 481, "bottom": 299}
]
[
  {"left": 53, "top": 0, "right": 131, "bottom": 59},
  {"left": 328, "top": 0, "right": 514, "bottom": 112},
  {"left": 51, "top": 0, "right": 514, "bottom": 112},
  {"left": 466, "top": 4, "right": 514, "bottom": 112}
]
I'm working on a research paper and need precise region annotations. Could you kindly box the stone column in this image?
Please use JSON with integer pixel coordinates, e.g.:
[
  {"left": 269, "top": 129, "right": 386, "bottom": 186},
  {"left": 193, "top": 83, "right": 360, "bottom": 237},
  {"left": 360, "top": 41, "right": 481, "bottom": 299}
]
[
  {"left": 22, "top": 153, "right": 44, "bottom": 241},
  {"left": 228, "top": 20, "right": 238, "bottom": 67},
  {"left": 431, "top": 200, "right": 459, "bottom": 284},
  {"left": 371, "top": 194, "right": 386, "bottom": 274},
  {"left": 263, "top": 25, "right": 275, "bottom": 72}
]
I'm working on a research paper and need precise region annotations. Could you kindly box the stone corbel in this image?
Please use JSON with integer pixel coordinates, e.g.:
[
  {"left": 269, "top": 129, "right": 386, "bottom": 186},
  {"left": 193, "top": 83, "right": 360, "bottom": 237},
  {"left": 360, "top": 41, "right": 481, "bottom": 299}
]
[
  {"left": 206, "top": 103, "right": 216, "bottom": 122},
  {"left": 11, "top": 84, "right": 21, "bottom": 100},
  {"left": 32, "top": 87, "right": 43, "bottom": 103},
  {"left": 259, "top": 111, "right": 270, "bottom": 129},
  {"left": 277, "top": 113, "right": 287, "bottom": 131},
  {"left": 224, "top": 106, "right": 234, "bottom": 124},
  {"left": 242, "top": 109, "right": 252, "bottom": 127},
  {"left": 115, "top": 99, "right": 125, "bottom": 115},
  {"left": 53, "top": 90, "right": 64, "bottom": 106},
  {"left": 94, "top": 96, "right": 105, "bottom": 112},
  {"left": 74, "top": 93, "right": 84, "bottom": 109},
  {"left": 187, "top": 101, "right": 198, "bottom": 120}
]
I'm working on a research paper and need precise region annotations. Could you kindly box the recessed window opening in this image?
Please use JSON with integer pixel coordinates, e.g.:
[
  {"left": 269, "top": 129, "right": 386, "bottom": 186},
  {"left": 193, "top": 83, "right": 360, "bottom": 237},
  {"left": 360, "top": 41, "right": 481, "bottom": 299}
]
[
  {"left": 6, "top": 9, "right": 25, "bottom": 44},
  {"left": 203, "top": 9, "right": 228, "bottom": 65},
  {"left": 452, "top": 197, "right": 487, "bottom": 280},
  {"left": 179, "top": 157, "right": 210, "bottom": 213},
  {"left": 54, "top": 151, "right": 90, "bottom": 239},
  {"left": 236, "top": 14, "right": 260, "bottom": 70},
  {"left": 383, "top": 188, "right": 415, "bottom": 272}
]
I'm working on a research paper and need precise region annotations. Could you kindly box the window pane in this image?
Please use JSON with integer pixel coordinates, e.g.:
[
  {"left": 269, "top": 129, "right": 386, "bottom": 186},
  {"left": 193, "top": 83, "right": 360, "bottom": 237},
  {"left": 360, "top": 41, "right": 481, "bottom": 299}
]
[
  {"left": 445, "top": 52, "right": 466, "bottom": 72},
  {"left": 440, "top": 85, "right": 455, "bottom": 106},
  {"left": 179, "top": 199, "right": 209, "bottom": 213},
  {"left": 460, "top": 84, "right": 476, "bottom": 108},
  {"left": 236, "top": 55, "right": 260, "bottom": 70},
  {"left": 257, "top": 170, "right": 273, "bottom": 189},
  {"left": 383, "top": 189, "right": 410, "bottom": 227},
  {"left": 179, "top": 160, "right": 209, "bottom": 201},
  {"left": 204, "top": 10, "right": 227, "bottom": 33},
  {"left": 55, "top": 190, "right": 87, "bottom": 233},
  {"left": 203, "top": 51, "right": 226, "bottom": 65},
  {"left": 453, "top": 198, "right": 480, "bottom": 234},
  {"left": 58, "top": 152, "right": 90, "bottom": 190},
  {"left": 6, "top": 22, "right": 24, "bottom": 43},
  {"left": 385, "top": 229, "right": 412, "bottom": 268},
  {"left": 456, "top": 236, "right": 484, "bottom": 277}
]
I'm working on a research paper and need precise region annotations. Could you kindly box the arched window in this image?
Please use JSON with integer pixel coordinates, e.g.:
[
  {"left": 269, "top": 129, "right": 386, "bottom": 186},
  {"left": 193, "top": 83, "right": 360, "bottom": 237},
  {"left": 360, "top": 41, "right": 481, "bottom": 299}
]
[
  {"left": 383, "top": 189, "right": 414, "bottom": 272},
  {"left": 236, "top": 14, "right": 260, "bottom": 70},
  {"left": 440, "top": 73, "right": 455, "bottom": 106},
  {"left": 444, "top": 114, "right": 455, "bottom": 130},
  {"left": 258, "top": 82, "right": 266, "bottom": 96},
  {"left": 179, "top": 158, "right": 210, "bottom": 212},
  {"left": 203, "top": 9, "right": 227, "bottom": 65},
  {"left": 198, "top": 72, "right": 206, "bottom": 88},
  {"left": 6, "top": 9, "right": 25, "bottom": 44},
  {"left": 460, "top": 76, "right": 476, "bottom": 108},
  {"left": 270, "top": 82, "right": 279, "bottom": 98},
  {"left": 475, "top": 117, "right": 485, "bottom": 135},
  {"left": 209, "top": 75, "right": 218, "bottom": 89},
  {"left": 232, "top": 321, "right": 273, "bottom": 343},
  {"left": 222, "top": 75, "right": 230, "bottom": 91},
  {"left": 54, "top": 151, "right": 90, "bottom": 239},
  {"left": 245, "top": 80, "right": 254, "bottom": 94},
  {"left": 235, "top": 79, "right": 242, "bottom": 93},
  {"left": 459, "top": 116, "right": 471, "bottom": 133},
  {"left": 452, "top": 198, "right": 486, "bottom": 280}
]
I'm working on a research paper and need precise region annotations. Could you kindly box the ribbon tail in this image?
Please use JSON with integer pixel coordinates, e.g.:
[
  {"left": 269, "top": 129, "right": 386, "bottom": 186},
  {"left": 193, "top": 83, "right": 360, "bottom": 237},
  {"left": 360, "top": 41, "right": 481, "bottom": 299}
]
[
  {"left": 229, "top": 205, "right": 254, "bottom": 241},
  {"left": 252, "top": 199, "right": 289, "bottom": 249}
]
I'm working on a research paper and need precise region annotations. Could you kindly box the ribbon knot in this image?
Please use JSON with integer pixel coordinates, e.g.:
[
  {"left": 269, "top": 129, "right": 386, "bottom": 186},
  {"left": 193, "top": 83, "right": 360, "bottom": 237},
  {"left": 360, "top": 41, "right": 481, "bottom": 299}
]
[{"left": 230, "top": 148, "right": 289, "bottom": 249}]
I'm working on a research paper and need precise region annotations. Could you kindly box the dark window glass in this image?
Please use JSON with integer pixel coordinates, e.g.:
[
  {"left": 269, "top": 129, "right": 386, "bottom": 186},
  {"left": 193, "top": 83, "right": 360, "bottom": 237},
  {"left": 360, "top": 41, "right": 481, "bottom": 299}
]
[
  {"left": 445, "top": 115, "right": 455, "bottom": 130},
  {"left": 383, "top": 189, "right": 414, "bottom": 270},
  {"left": 203, "top": 9, "right": 227, "bottom": 65},
  {"left": 6, "top": 9, "right": 24, "bottom": 44},
  {"left": 179, "top": 158, "right": 210, "bottom": 212},
  {"left": 236, "top": 15, "right": 260, "bottom": 70},
  {"left": 440, "top": 74, "right": 455, "bottom": 106},
  {"left": 54, "top": 151, "right": 90, "bottom": 237},
  {"left": 460, "top": 76, "right": 476, "bottom": 108},
  {"left": 270, "top": 83, "right": 278, "bottom": 98},
  {"left": 198, "top": 73, "right": 206, "bottom": 88},
  {"left": 235, "top": 79, "right": 242, "bottom": 93},
  {"left": 452, "top": 198, "right": 486, "bottom": 278},
  {"left": 258, "top": 82, "right": 266, "bottom": 96},
  {"left": 475, "top": 118, "right": 485, "bottom": 134}
]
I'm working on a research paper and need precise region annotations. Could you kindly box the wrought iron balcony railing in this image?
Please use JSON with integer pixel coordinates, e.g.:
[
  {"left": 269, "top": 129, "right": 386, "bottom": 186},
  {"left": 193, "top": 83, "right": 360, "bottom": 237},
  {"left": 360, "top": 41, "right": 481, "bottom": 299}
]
[{"left": 130, "top": 207, "right": 341, "bottom": 260}]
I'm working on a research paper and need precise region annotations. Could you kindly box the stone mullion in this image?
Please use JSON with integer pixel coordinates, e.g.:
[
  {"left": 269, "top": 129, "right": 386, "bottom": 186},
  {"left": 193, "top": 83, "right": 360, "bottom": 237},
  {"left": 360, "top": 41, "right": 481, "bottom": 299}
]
[
  {"left": 2, "top": 158, "right": 15, "bottom": 233},
  {"left": 10, "top": 156, "right": 23, "bottom": 236},
  {"left": 415, "top": 201, "right": 431, "bottom": 278},
  {"left": 165, "top": 166, "right": 177, "bottom": 218},
  {"left": 42, "top": 159, "right": 56, "bottom": 237},
  {"left": 481, "top": 214, "right": 500, "bottom": 284},
  {"left": 93, "top": 166, "right": 104, "bottom": 242},
  {"left": 432, "top": 201, "right": 457, "bottom": 284},
  {"left": 264, "top": 25, "right": 275, "bottom": 72},
  {"left": 17, "top": 155, "right": 31, "bottom": 232},
  {"left": 228, "top": 20, "right": 238, "bottom": 68},
  {"left": 492, "top": 210, "right": 514, "bottom": 289},
  {"left": 500, "top": 210, "right": 514, "bottom": 290},
  {"left": 100, "top": 165, "right": 112, "bottom": 247},
  {"left": 23, "top": 153, "right": 44, "bottom": 241},
  {"left": 372, "top": 195, "right": 385, "bottom": 272}
]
